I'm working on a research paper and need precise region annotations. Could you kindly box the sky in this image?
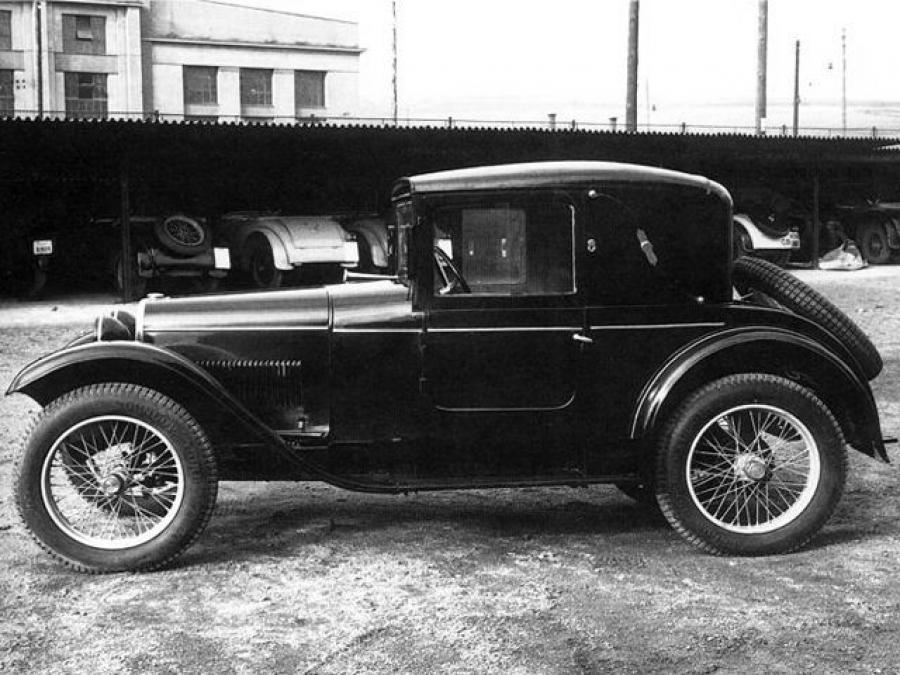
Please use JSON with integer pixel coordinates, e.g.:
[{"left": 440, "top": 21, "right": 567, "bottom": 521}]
[{"left": 248, "top": 0, "right": 900, "bottom": 134}]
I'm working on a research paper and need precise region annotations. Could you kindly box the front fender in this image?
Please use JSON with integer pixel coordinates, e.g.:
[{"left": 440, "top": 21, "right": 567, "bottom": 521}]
[
  {"left": 7, "top": 340, "right": 281, "bottom": 450},
  {"left": 630, "top": 326, "right": 888, "bottom": 461}
]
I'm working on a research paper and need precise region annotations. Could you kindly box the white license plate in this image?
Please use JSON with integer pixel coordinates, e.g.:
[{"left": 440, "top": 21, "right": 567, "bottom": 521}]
[
  {"left": 32, "top": 239, "right": 53, "bottom": 256},
  {"left": 213, "top": 247, "right": 231, "bottom": 269}
]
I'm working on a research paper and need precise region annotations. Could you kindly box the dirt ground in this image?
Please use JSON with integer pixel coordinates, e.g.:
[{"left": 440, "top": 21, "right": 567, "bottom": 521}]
[{"left": 1, "top": 270, "right": 899, "bottom": 674}]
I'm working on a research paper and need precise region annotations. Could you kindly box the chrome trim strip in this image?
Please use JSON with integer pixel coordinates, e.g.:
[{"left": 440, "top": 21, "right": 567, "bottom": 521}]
[
  {"left": 435, "top": 392, "right": 576, "bottom": 413},
  {"left": 591, "top": 322, "right": 725, "bottom": 330},
  {"left": 333, "top": 328, "right": 422, "bottom": 333},
  {"left": 146, "top": 325, "right": 326, "bottom": 333},
  {"left": 428, "top": 327, "right": 580, "bottom": 333}
]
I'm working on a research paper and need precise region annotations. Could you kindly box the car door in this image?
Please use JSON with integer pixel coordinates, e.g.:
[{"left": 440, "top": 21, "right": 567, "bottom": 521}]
[{"left": 420, "top": 190, "right": 585, "bottom": 477}]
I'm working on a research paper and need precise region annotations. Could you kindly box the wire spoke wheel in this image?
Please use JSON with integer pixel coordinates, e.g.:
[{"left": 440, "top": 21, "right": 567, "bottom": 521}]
[
  {"left": 656, "top": 374, "right": 846, "bottom": 556},
  {"left": 687, "top": 404, "right": 819, "bottom": 534},
  {"left": 44, "top": 416, "right": 185, "bottom": 549},
  {"left": 15, "top": 384, "right": 217, "bottom": 572}
]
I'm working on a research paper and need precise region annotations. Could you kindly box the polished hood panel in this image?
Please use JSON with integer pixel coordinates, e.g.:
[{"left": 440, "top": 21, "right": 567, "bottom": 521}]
[
  {"left": 140, "top": 287, "right": 329, "bottom": 334},
  {"left": 330, "top": 280, "right": 418, "bottom": 330}
]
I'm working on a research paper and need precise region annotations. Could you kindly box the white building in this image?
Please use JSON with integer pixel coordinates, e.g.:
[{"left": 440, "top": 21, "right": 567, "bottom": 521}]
[{"left": 0, "top": 0, "right": 360, "bottom": 121}]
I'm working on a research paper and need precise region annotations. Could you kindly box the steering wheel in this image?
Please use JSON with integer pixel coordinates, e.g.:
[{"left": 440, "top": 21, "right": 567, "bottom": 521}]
[{"left": 432, "top": 246, "right": 470, "bottom": 294}]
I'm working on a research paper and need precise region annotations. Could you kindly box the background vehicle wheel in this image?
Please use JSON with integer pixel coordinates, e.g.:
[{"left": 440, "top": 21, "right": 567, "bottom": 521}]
[
  {"left": 857, "top": 223, "right": 891, "bottom": 264},
  {"left": 246, "top": 235, "right": 283, "bottom": 288},
  {"left": 13, "top": 383, "right": 218, "bottom": 573},
  {"left": 113, "top": 253, "right": 148, "bottom": 298},
  {"left": 153, "top": 215, "right": 209, "bottom": 256},
  {"left": 655, "top": 374, "right": 846, "bottom": 556},
  {"left": 733, "top": 256, "right": 882, "bottom": 379}
]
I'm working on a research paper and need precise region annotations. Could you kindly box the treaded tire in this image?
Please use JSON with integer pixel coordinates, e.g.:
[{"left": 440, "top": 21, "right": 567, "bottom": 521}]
[
  {"left": 858, "top": 223, "right": 891, "bottom": 265},
  {"left": 733, "top": 255, "right": 882, "bottom": 380},
  {"left": 153, "top": 215, "right": 209, "bottom": 256},
  {"left": 246, "top": 234, "right": 283, "bottom": 289},
  {"left": 656, "top": 374, "right": 847, "bottom": 556},
  {"left": 13, "top": 383, "right": 218, "bottom": 573}
]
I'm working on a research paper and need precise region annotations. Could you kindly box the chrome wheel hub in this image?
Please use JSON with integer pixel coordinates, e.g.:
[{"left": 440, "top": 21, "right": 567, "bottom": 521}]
[{"left": 734, "top": 454, "right": 768, "bottom": 482}]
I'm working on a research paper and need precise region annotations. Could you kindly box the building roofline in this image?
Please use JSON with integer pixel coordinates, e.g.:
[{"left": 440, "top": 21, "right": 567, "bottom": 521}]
[
  {"left": 197, "top": 0, "right": 358, "bottom": 26},
  {"left": 145, "top": 36, "right": 362, "bottom": 54}
]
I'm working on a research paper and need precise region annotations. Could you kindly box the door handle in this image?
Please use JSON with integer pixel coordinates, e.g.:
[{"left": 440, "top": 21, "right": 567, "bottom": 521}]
[{"left": 572, "top": 332, "right": 593, "bottom": 344}]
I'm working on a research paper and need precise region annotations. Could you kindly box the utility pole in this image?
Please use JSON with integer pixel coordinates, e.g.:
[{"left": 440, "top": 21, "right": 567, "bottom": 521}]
[
  {"left": 32, "top": 0, "right": 42, "bottom": 117},
  {"left": 841, "top": 27, "right": 847, "bottom": 134},
  {"left": 625, "top": 0, "right": 639, "bottom": 132},
  {"left": 755, "top": 0, "right": 768, "bottom": 135},
  {"left": 792, "top": 40, "right": 800, "bottom": 137},
  {"left": 391, "top": 0, "right": 398, "bottom": 125}
]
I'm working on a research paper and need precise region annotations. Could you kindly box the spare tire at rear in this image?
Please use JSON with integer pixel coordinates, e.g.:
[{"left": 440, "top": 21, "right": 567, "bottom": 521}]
[{"left": 733, "top": 256, "right": 882, "bottom": 380}]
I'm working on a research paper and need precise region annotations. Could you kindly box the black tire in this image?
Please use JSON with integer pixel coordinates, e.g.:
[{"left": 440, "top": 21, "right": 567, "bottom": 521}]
[
  {"left": 113, "top": 253, "right": 147, "bottom": 299},
  {"left": 153, "top": 215, "right": 209, "bottom": 256},
  {"left": 857, "top": 223, "right": 891, "bottom": 264},
  {"left": 246, "top": 235, "right": 283, "bottom": 289},
  {"left": 13, "top": 384, "right": 218, "bottom": 573},
  {"left": 656, "top": 374, "right": 847, "bottom": 556},
  {"left": 733, "top": 255, "right": 882, "bottom": 380}
]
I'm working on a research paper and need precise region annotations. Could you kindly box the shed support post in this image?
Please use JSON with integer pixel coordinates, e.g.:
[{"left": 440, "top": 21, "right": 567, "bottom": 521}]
[
  {"left": 120, "top": 164, "right": 133, "bottom": 301},
  {"left": 811, "top": 173, "right": 821, "bottom": 270}
]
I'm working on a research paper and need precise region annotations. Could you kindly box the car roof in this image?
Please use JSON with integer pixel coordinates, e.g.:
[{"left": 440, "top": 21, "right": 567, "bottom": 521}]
[{"left": 394, "top": 161, "right": 730, "bottom": 202}]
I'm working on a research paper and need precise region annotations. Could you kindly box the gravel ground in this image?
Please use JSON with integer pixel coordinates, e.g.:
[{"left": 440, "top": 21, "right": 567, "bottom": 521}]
[{"left": 1, "top": 270, "right": 899, "bottom": 674}]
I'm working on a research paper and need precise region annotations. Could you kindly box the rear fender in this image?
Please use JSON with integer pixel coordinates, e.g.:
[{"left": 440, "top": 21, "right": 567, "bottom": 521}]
[{"left": 630, "top": 327, "right": 888, "bottom": 461}]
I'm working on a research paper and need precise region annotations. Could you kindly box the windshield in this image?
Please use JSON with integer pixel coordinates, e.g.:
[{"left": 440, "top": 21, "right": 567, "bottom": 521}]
[{"left": 389, "top": 199, "right": 414, "bottom": 283}]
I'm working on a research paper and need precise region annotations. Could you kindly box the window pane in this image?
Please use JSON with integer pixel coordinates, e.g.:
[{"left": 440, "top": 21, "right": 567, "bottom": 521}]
[
  {"left": 0, "top": 70, "right": 13, "bottom": 116},
  {"left": 240, "top": 68, "right": 272, "bottom": 105},
  {"left": 64, "top": 72, "right": 107, "bottom": 119},
  {"left": 183, "top": 66, "right": 217, "bottom": 105},
  {"left": 432, "top": 198, "right": 575, "bottom": 296},
  {"left": 62, "top": 15, "right": 105, "bottom": 55},
  {"left": 295, "top": 70, "right": 324, "bottom": 109},
  {"left": 0, "top": 11, "right": 11, "bottom": 51}
]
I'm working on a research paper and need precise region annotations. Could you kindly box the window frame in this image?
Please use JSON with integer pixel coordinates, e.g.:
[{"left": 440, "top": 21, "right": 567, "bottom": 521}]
[
  {"left": 419, "top": 189, "right": 579, "bottom": 309},
  {"left": 240, "top": 68, "right": 273, "bottom": 107},
  {"left": 0, "top": 10, "right": 11, "bottom": 51},
  {"left": 183, "top": 65, "right": 218, "bottom": 106},
  {"left": 0, "top": 69, "right": 13, "bottom": 117},
  {"left": 64, "top": 72, "right": 108, "bottom": 119},
  {"left": 294, "top": 70, "right": 325, "bottom": 111},
  {"left": 62, "top": 14, "right": 106, "bottom": 55}
]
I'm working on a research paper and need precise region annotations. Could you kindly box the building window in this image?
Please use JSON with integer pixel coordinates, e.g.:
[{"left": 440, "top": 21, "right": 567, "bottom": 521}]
[
  {"left": 0, "top": 70, "right": 13, "bottom": 117},
  {"left": 183, "top": 66, "right": 217, "bottom": 105},
  {"left": 64, "top": 72, "right": 107, "bottom": 119},
  {"left": 295, "top": 70, "right": 325, "bottom": 110},
  {"left": 62, "top": 15, "right": 106, "bottom": 55},
  {"left": 240, "top": 68, "right": 272, "bottom": 106},
  {"left": 0, "top": 11, "right": 11, "bottom": 51}
]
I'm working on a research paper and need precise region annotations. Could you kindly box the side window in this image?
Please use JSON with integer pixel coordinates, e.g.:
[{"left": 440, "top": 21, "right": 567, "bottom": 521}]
[
  {"left": 432, "top": 196, "right": 575, "bottom": 296},
  {"left": 582, "top": 186, "right": 728, "bottom": 305}
]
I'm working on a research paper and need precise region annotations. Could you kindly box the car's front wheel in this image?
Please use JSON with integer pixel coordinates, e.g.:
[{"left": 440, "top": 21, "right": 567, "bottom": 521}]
[
  {"left": 656, "top": 374, "right": 846, "bottom": 556},
  {"left": 14, "top": 383, "right": 217, "bottom": 572}
]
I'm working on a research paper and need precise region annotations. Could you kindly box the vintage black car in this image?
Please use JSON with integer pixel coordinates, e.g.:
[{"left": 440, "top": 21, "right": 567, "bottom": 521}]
[{"left": 8, "top": 161, "right": 890, "bottom": 572}]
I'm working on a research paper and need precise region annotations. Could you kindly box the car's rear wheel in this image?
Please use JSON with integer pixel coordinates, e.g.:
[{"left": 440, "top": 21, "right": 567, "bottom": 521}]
[
  {"left": 153, "top": 215, "right": 209, "bottom": 256},
  {"left": 14, "top": 384, "right": 217, "bottom": 572},
  {"left": 656, "top": 374, "right": 846, "bottom": 556}
]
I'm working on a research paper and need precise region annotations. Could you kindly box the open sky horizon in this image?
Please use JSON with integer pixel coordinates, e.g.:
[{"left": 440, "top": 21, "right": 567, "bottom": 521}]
[{"left": 246, "top": 0, "right": 900, "bottom": 133}]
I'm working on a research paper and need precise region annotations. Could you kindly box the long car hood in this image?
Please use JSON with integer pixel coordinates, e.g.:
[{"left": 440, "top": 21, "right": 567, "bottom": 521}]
[{"left": 138, "top": 280, "right": 413, "bottom": 338}]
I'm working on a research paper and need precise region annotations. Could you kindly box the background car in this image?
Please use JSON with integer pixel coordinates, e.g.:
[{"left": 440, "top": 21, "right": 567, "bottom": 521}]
[
  {"left": 219, "top": 212, "right": 359, "bottom": 288},
  {"left": 732, "top": 212, "right": 801, "bottom": 264},
  {"left": 106, "top": 215, "right": 231, "bottom": 297}
]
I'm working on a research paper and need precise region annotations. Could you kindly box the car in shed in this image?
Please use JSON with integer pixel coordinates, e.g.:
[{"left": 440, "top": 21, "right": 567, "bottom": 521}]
[{"left": 8, "top": 161, "right": 889, "bottom": 572}]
